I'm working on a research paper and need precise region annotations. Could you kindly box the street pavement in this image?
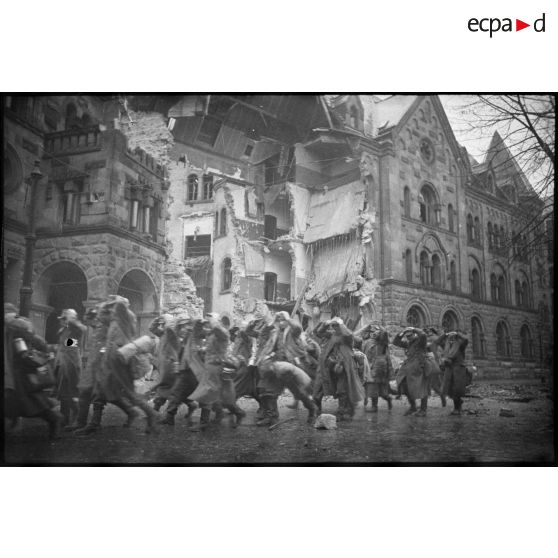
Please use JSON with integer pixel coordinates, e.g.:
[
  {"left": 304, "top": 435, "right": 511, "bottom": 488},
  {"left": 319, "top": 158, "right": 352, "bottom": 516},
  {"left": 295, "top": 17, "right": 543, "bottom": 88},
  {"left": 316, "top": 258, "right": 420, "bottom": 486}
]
[{"left": 3, "top": 379, "right": 554, "bottom": 464}]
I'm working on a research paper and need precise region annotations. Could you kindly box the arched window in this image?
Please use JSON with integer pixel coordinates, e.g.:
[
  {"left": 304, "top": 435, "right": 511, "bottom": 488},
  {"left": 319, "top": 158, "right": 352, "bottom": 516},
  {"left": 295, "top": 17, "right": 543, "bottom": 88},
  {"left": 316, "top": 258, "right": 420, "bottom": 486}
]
[
  {"left": 419, "top": 184, "right": 437, "bottom": 225},
  {"left": 202, "top": 174, "right": 213, "bottom": 200},
  {"left": 512, "top": 231, "right": 519, "bottom": 257},
  {"left": 431, "top": 116, "right": 438, "bottom": 128},
  {"left": 474, "top": 216, "right": 481, "bottom": 245},
  {"left": 487, "top": 222, "right": 493, "bottom": 249},
  {"left": 490, "top": 273, "right": 498, "bottom": 302},
  {"left": 442, "top": 310, "right": 459, "bottom": 333},
  {"left": 81, "top": 113, "right": 91, "bottom": 127},
  {"left": 222, "top": 257, "right": 232, "bottom": 291},
  {"left": 187, "top": 174, "right": 199, "bottom": 201},
  {"left": 466, "top": 214, "right": 474, "bottom": 243},
  {"left": 521, "top": 280, "right": 530, "bottom": 309},
  {"left": 471, "top": 317, "right": 485, "bottom": 357},
  {"left": 520, "top": 325, "right": 533, "bottom": 358},
  {"left": 431, "top": 254, "right": 442, "bottom": 287},
  {"left": 405, "top": 249, "right": 413, "bottom": 283},
  {"left": 493, "top": 225, "right": 500, "bottom": 248},
  {"left": 496, "top": 321, "right": 510, "bottom": 357},
  {"left": 471, "top": 268, "right": 481, "bottom": 300},
  {"left": 499, "top": 226, "right": 506, "bottom": 250},
  {"left": 264, "top": 272, "right": 277, "bottom": 302},
  {"left": 448, "top": 204, "right": 454, "bottom": 232},
  {"left": 264, "top": 214, "right": 277, "bottom": 240},
  {"left": 219, "top": 207, "right": 227, "bottom": 236},
  {"left": 515, "top": 280, "right": 523, "bottom": 307},
  {"left": 450, "top": 261, "right": 457, "bottom": 292},
  {"left": 539, "top": 300, "right": 550, "bottom": 323},
  {"left": 497, "top": 275, "right": 506, "bottom": 304},
  {"left": 420, "top": 251, "right": 430, "bottom": 286},
  {"left": 403, "top": 186, "right": 411, "bottom": 217},
  {"left": 406, "top": 305, "right": 426, "bottom": 327}
]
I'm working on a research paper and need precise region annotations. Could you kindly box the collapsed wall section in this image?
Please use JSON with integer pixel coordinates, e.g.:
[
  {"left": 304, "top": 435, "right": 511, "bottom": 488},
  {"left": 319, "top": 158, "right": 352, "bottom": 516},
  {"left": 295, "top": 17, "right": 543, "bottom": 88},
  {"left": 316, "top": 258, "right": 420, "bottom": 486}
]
[{"left": 119, "top": 108, "right": 205, "bottom": 318}]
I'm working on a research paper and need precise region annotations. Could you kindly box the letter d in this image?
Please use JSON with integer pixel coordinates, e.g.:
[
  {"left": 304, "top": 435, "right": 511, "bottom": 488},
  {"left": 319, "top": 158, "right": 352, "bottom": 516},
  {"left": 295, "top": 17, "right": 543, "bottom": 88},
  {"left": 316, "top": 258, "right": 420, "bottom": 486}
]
[{"left": 534, "top": 13, "right": 545, "bottom": 32}]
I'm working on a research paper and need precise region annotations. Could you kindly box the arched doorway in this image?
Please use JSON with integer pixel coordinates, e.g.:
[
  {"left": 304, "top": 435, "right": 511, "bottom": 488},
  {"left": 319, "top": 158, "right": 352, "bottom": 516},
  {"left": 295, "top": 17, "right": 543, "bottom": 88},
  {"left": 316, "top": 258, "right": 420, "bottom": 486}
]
[
  {"left": 37, "top": 262, "right": 88, "bottom": 343},
  {"left": 117, "top": 269, "right": 159, "bottom": 334}
]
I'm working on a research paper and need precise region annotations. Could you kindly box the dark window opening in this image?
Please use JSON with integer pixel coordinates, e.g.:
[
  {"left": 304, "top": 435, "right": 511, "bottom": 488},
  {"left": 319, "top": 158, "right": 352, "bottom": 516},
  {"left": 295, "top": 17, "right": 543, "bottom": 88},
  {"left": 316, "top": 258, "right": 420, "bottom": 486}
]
[
  {"left": 520, "top": 325, "right": 532, "bottom": 358},
  {"left": 264, "top": 272, "right": 278, "bottom": 302},
  {"left": 496, "top": 321, "right": 510, "bottom": 357},
  {"left": 184, "top": 234, "right": 211, "bottom": 258},
  {"left": 431, "top": 254, "right": 442, "bottom": 287},
  {"left": 471, "top": 268, "right": 481, "bottom": 300},
  {"left": 406, "top": 305, "right": 426, "bottom": 328},
  {"left": 202, "top": 174, "right": 213, "bottom": 200},
  {"left": 471, "top": 317, "right": 485, "bottom": 357},
  {"left": 187, "top": 174, "right": 199, "bottom": 201},
  {"left": 222, "top": 257, "right": 232, "bottom": 291},
  {"left": 244, "top": 144, "right": 254, "bottom": 157},
  {"left": 442, "top": 311, "right": 458, "bottom": 333},
  {"left": 264, "top": 214, "right": 277, "bottom": 240}
]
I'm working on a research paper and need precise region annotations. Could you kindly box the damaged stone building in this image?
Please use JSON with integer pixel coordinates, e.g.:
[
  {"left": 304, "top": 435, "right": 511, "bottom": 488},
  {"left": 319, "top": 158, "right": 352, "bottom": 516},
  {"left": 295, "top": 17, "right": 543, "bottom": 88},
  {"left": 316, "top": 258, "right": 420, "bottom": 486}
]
[
  {"left": 163, "top": 94, "right": 553, "bottom": 376},
  {"left": 3, "top": 94, "right": 553, "bottom": 377},
  {"left": 3, "top": 95, "right": 202, "bottom": 342}
]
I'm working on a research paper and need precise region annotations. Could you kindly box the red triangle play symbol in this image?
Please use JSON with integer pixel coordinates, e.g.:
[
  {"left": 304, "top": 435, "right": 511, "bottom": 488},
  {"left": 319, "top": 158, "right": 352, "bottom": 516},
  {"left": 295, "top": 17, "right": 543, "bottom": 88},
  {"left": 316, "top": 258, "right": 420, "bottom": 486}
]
[{"left": 516, "top": 19, "right": 530, "bottom": 31}]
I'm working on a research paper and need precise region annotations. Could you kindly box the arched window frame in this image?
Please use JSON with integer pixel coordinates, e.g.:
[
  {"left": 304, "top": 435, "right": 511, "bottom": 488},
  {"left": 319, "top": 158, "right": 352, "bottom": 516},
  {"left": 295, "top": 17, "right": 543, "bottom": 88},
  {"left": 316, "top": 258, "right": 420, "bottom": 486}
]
[
  {"left": 520, "top": 324, "right": 533, "bottom": 358},
  {"left": 495, "top": 321, "right": 511, "bottom": 357},
  {"left": 431, "top": 253, "right": 442, "bottom": 288},
  {"left": 406, "top": 305, "right": 426, "bottom": 328},
  {"left": 420, "top": 251, "right": 430, "bottom": 286},
  {"left": 474, "top": 216, "right": 481, "bottom": 245},
  {"left": 419, "top": 184, "right": 438, "bottom": 226},
  {"left": 466, "top": 214, "right": 474, "bottom": 243},
  {"left": 471, "top": 317, "right": 485, "bottom": 357}
]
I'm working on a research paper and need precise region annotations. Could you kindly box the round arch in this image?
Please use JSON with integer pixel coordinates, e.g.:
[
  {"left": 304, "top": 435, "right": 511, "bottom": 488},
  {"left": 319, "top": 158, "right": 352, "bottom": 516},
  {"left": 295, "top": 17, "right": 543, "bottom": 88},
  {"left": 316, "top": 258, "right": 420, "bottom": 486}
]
[
  {"left": 4, "top": 143, "right": 24, "bottom": 195},
  {"left": 400, "top": 298, "right": 432, "bottom": 327},
  {"left": 36, "top": 261, "right": 88, "bottom": 343},
  {"left": 438, "top": 304, "right": 465, "bottom": 332},
  {"left": 116, "top": 269, "right": 159, "bottom": 334}
]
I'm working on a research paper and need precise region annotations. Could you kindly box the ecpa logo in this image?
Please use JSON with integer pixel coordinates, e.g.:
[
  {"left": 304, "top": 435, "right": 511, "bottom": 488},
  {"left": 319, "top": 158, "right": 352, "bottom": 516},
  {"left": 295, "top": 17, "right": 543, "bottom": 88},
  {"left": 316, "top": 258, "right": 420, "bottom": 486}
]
[{"left": 468, "top": 13, "right": 546, "bottom": 37}]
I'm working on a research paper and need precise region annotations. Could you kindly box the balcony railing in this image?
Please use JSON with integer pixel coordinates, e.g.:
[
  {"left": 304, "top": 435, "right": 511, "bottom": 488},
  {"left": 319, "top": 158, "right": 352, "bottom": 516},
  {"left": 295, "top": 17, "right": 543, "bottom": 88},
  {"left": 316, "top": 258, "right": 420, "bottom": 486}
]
[{"left": 44, "top": 127, "right": 102, "bottom": 157}]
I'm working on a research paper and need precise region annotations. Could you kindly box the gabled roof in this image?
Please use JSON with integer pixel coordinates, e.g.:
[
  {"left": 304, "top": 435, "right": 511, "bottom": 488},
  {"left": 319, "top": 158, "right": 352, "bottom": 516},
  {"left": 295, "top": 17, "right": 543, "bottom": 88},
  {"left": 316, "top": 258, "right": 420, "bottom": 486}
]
[
  {"left": 374, "top": 95, "right": 417, "bottom": 130},
  {"left": 484, "top": 131, "right": 533, "bottom": 194}
]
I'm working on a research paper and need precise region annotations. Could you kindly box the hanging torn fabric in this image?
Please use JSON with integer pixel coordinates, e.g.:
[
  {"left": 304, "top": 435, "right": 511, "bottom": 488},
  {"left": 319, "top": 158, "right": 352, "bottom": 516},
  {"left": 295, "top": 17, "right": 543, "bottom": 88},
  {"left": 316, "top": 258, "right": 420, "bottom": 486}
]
[
  {"left": 303, "top": 180, "right": 365, "bottom": 243},
  {"left": 305, "top": 234, "right": 365, "bottom": 303},
  {"left": 287, "top": 182, "right": 311, "bottom": 238}
]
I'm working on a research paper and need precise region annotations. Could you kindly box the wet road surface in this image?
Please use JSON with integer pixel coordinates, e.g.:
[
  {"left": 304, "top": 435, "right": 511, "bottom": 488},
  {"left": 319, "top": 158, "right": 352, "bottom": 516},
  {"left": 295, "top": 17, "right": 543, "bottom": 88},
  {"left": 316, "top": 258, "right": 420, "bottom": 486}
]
[{"left": 4, "top": 380, "right": 554, "bottom": 464}]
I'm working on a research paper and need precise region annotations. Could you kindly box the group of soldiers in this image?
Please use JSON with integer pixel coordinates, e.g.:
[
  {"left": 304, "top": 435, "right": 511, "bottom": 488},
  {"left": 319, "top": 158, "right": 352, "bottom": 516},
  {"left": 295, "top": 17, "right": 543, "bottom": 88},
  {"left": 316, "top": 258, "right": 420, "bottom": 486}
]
[{"left": 4, "top": 298, "right": 471, "bottom": 440}]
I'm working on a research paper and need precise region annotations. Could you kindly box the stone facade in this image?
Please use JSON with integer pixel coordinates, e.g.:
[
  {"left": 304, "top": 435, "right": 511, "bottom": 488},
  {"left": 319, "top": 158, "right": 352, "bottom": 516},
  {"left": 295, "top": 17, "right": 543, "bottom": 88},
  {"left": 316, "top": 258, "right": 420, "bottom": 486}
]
[
  {"left": 2, "top": 95, "right": 199, "bottom": 341},
  {"left": 158, "top": 94, "right": 553, "bottom": 378}
]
